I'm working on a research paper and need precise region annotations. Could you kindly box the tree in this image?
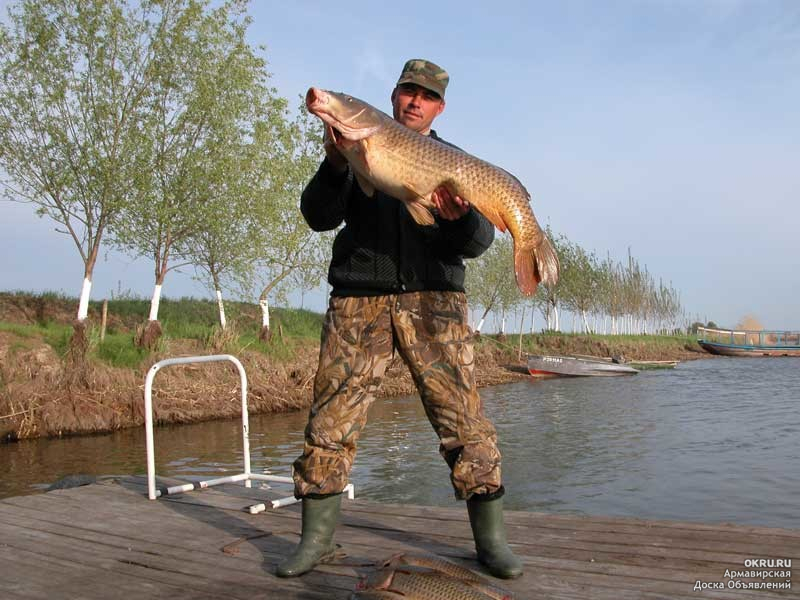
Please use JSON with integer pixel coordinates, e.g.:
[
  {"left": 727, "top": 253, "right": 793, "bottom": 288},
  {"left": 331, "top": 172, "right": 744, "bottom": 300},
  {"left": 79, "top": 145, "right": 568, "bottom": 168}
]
[
  {"left": 0, "top": 0, "right": 158, "bottom": 347},
  {"left": 559, "top": 240, "right": 600, "bottom": 334},
  {"left": 109, "top": 0, "right": 283, "bottom": 347},
  {"left": 466, "top": 233, "right": 516, "bottom": 334},
  {"left": 531, "top": 227, "right": 565, "bottom": 332},
  {"left": 238, "top": 105, "right": 330, "bottom": 341},
  {"left": 185, "top": 143, "right": 255, "bottom": 329}
]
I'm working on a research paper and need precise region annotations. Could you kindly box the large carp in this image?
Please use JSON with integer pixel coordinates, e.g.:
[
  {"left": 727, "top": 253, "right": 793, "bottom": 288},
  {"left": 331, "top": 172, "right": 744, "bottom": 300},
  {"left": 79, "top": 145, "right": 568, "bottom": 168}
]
[
  {"left": 305, "top": 87, "right": 559, "bottom": 296},
  {"left": 352, "top": 565, "right": 513, "bottom": 600}
]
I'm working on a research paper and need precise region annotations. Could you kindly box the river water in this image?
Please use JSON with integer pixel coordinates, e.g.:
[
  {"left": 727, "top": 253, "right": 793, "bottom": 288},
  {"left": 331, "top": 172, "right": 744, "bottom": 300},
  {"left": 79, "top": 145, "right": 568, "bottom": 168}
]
[{"left": 1, "top": 357, "right": 797, "bottom": 528}]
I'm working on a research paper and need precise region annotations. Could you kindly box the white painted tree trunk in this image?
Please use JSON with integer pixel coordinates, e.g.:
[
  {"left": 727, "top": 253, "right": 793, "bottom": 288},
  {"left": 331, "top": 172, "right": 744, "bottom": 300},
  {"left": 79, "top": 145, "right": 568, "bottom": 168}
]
[
  {"left": 77, "top": 277, "right": 92, "bottom": 321},
  {"left": 530, "top": 314, "right": 535, "bottom": 334},
  {"left": 148, "top": 284, "right": 162, "bottom": 321},
  {"left": 582, "top": 310, "right": 591, "bottom": 334},
  {"left": 476, "top": 317, "right": 485, "bottom": 333},
  {"left": 500, "top": 314, "right": 506, "bottom": 336},
  {"left": 215, "top": 289, "right": 227, "bottom": 329},
  {"left": 554, "top": 306, "right": 560, "bottom": 331},
  {"left": 260, "top": 297, "right": 270, "bottom": 330}
]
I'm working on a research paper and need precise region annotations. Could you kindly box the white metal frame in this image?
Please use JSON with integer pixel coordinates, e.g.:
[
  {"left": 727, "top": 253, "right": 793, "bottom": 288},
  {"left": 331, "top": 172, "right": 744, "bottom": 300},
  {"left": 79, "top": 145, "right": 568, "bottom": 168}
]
[{"left": 143, "top": 354, "right": 354, "bottom": 510}]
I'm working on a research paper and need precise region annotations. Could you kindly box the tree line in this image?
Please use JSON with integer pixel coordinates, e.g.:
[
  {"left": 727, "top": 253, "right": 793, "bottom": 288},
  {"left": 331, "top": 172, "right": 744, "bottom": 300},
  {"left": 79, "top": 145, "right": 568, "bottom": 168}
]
[
  {"left": 0, "top": 0, "right": 328, "bottom": 348},
  {"left": 466, "top": 229, "right": 685, "bottom": 336}
]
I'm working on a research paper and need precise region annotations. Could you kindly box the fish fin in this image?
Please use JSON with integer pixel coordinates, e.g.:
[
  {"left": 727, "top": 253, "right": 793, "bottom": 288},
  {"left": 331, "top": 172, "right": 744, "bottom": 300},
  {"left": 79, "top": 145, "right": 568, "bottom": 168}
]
[
  {"left": 535, "top": 234, "right": 560, "bottom": 287},
  {"left": 354, "top": 172, "right": 375, "bottom": 197},
  {"left": 514, "top": 244, "right": 540, "bottom": 297},
  {"left": 404, "top": 200, "right": 436, "bottom": 226},
  {"left": 474, "top": 204, "right": 508, "bottom": 233},
  {"left": 402, "top": 181, "right": 431, "bottom": 203}
]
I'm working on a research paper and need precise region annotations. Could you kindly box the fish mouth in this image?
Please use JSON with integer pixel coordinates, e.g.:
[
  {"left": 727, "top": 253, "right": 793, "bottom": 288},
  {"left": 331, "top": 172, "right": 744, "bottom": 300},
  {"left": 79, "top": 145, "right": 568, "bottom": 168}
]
[
  {"left": 306, "top": 86, "right": 382, "bottom": 142},
  {"left": 305, "top": 87, "right": 328, "bottom": 112}
]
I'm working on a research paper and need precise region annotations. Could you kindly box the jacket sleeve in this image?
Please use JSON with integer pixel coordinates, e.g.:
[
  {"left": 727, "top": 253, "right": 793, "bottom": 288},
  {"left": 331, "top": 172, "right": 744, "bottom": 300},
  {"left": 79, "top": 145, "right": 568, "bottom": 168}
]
[
  {"left": 300, "top": 158, "right": 352, "bottom": 232},
  {"left": 435, "top": 206, "right": 495, "bottom": 258}
]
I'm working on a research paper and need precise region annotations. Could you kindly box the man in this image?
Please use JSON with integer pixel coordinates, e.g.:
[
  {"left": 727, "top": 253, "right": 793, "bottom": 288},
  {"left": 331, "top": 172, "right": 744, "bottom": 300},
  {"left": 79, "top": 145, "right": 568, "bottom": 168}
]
[{"left": 276, "top": 59, "right": 523, "bottom": 580}]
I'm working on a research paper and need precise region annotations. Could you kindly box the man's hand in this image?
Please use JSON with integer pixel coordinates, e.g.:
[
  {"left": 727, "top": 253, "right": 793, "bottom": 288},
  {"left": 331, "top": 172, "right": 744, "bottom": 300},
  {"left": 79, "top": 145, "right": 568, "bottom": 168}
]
[
  {"left": 323, "top": 125, "right": 348, "bottom": 173},
  {"left": 432, "top": 185, "right": 470, "bottom": 220}
]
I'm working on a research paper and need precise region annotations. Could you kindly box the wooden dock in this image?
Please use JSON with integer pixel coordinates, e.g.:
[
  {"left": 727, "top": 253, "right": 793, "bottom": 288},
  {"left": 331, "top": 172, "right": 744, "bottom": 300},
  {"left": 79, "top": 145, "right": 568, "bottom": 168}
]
[{"left": 0, "top": 476, "right": 796, "bottom": 599}]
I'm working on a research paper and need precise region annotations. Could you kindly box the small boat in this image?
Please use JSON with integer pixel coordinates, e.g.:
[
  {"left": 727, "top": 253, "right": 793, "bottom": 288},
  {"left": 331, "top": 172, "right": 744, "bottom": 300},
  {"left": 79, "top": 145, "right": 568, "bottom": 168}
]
[
  {"left": 627, "top": 359, "right": 678, "bottom": 370},
  {"left": 697, "top": 327, "right": 800, "bottom": 357},
  {"left": 527, "top": 355, "right": 639, "bottom": 377}
]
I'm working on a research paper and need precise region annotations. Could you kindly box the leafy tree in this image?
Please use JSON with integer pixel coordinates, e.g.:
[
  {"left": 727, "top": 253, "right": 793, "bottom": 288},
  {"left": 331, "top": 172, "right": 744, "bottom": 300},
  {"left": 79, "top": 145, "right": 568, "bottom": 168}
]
[
  {"left": 531, "top": 227, "right": 565, "bottom": 332},
  {"left": 559, "top": 240, "right": 600, "bottom": 334},
  {"left": 231, "top": 104, "right": 330, "bottom": 341},
  {"left": 185, "top": 140, "right": 256, "bottom": 329},
  {"left": 108, "top": 0, "right": 283, "bottom": 347},
  {"left": 466, "top": 233, "right": 516, "bottom": 333},
  {"left": 0, "top": 0, "right": 158, "bottom": 341}
]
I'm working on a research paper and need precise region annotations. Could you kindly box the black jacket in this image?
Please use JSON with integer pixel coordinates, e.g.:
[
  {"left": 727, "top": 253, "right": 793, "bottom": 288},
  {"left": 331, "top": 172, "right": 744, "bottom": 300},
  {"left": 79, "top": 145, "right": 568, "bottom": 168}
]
[{"left": 300, "top": 130, "right": 494, "bottom": 297}]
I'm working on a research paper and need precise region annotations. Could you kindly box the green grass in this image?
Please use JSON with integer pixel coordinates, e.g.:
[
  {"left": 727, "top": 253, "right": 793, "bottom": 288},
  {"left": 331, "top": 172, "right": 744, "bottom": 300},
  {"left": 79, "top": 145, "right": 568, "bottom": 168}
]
[
  {"left": 1, "top": 292, "right": 326, "bottom": 369},
  {"left": 0, "top": 321, "right": 72, "bottom": 357},
  {"left": 0, "top": 322, "right": 38, "bottom": 338},
  {"left": 93, "top": 332, "right": 148, "bottom": 368},
  {"left": 4, "top": 291, "right": 696, "bottom": 370},
  {"left": 269, "top": 307, "right": 324, "bottom": 339},
  {"left": 477, "top": 330, "right": 696, "bottom": 357}
]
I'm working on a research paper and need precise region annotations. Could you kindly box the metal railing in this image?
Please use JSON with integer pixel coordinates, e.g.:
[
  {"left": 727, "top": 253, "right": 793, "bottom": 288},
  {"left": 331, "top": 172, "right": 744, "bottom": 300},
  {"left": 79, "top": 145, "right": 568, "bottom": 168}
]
[{"left": 143, "top": 354, "right": 354, "bottom": 511}]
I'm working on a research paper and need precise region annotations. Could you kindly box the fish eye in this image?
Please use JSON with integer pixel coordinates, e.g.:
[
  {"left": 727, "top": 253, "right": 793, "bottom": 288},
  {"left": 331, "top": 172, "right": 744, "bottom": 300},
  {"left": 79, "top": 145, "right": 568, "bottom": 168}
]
[{"left": 347, "top": 97, "right": 353, "bottom": 102}]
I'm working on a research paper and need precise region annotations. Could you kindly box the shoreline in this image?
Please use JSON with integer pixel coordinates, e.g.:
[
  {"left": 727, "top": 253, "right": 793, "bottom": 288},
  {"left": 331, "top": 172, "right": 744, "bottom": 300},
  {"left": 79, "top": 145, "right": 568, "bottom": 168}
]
[
  {"left": 1, "top": 289, "right": 708, "bottom": 442},
  {"left": 0, "top": 326, "right": 707, "bottom": 443}
]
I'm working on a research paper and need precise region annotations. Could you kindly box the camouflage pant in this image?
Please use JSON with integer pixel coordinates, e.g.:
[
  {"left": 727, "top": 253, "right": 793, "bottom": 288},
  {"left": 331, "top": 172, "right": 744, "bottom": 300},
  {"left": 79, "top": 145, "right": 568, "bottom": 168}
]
[{"left": 292, "top": 291, "right": 502, "bottom": 500}]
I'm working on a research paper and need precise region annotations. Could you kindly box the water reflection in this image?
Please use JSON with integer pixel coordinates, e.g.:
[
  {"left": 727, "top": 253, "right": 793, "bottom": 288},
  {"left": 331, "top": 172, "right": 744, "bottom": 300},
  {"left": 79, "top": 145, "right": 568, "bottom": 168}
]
[{"left": 1, "top": 357, "right": 798, "bottom": 528}]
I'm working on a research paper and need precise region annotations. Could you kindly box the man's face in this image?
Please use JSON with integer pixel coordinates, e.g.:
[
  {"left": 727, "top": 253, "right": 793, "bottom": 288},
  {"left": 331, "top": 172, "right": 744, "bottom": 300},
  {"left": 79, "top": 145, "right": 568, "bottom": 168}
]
[{"left": 391, "top": 83, "right": 445, "bottom": 134}]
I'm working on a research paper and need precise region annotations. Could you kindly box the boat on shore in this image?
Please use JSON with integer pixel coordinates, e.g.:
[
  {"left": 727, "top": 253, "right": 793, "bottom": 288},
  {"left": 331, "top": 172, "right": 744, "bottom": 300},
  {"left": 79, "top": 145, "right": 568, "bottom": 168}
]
[
  {"left": 527, "top": 355, "right": 639, "bottom": 377},
  {"left": 697, "top": 327, "right": 800, "bottom": 357}
]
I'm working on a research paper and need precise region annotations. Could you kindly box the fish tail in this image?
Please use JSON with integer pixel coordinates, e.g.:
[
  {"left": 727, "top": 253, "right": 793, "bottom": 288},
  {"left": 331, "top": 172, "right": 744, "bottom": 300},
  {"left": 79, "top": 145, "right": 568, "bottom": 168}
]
[
  {"left": 535, "top": 234, "right": 560, "bottom": 287},
  {"left": 514, "top": 245, "right": 539, "bottom": 296},
  {"left": 514, "top": 235, "right": 559, "bottom": 296}
]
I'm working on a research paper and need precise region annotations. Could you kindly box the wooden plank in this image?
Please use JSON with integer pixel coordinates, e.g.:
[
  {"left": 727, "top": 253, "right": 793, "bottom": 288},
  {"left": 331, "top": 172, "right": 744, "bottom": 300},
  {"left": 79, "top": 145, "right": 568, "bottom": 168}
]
[
  {"left": 20, "top": 482, "right": 800, "bottom": 596},
  {"left": 0, "top": 480, "right": 796, "bottom": 600},
  {"left": 0, "top": 543, "right": 225, "bottom": 600},
  {"left": 0, "top": 509, "right": 355, "bottom": 599}
]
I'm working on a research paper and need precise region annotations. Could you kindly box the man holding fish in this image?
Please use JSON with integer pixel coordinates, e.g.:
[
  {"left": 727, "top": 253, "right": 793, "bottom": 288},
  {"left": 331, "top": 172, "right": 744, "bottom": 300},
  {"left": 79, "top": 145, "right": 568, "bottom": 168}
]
[{"left": 276, "top": 59, "right": 543, "bottom": 580}]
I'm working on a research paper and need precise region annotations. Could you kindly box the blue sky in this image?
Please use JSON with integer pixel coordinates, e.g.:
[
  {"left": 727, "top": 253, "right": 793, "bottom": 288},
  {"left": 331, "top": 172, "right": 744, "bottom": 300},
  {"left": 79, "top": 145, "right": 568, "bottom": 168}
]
[{"left": 2, "top": 1, "right": 799, "bottom": 329}]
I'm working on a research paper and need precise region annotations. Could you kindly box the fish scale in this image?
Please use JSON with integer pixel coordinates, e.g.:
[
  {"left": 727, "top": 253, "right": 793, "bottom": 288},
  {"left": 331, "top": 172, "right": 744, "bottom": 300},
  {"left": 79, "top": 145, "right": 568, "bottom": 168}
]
[
  {"left": 353, "top": 554, "right": 515, "bottom": 600},
  {"left": 306, "top": 87, "right": 559, "bottom": 296},
  {"left": 388, "top": 568, "right": 501, "bottom": 599}
]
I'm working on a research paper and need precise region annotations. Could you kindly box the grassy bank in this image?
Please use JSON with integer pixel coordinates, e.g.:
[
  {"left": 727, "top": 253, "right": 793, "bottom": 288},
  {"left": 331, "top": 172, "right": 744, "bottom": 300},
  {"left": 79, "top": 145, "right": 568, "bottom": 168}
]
[{"left": 0, "top": 291, "right": 706, "bottom": 442}]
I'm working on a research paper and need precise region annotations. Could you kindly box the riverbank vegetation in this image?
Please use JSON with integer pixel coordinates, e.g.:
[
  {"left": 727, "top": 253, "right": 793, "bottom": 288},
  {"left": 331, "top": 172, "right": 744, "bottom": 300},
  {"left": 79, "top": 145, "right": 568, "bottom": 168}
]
[{"left": 0, "top": 292, "right": 705, "bottom": 443}]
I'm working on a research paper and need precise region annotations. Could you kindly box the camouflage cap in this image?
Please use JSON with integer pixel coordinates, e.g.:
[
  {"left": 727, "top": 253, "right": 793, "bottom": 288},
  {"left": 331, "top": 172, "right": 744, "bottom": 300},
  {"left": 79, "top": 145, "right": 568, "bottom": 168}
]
[{"left": 396, "top": 59, "right": 449, "bottom": 98}]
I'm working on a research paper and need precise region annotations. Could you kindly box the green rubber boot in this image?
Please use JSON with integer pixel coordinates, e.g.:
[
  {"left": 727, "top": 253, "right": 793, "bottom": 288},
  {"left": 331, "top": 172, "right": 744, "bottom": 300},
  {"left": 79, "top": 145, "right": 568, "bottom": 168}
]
[
  {"left": 467, "top": 494, "right": 523, "bottom": 579},
  {"left": 275, "top": 493, "right": 342, "bottom": 578}
]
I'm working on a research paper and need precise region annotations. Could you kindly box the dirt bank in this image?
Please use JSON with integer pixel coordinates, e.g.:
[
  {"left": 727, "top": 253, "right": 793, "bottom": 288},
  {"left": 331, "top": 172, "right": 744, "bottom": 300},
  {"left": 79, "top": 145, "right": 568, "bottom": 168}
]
[
  {"left": 0, "top": 328, "right": 706, "bottom": 443},
  {"left": 1, "top": 293, "right": 706, "bottom": 442}
]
